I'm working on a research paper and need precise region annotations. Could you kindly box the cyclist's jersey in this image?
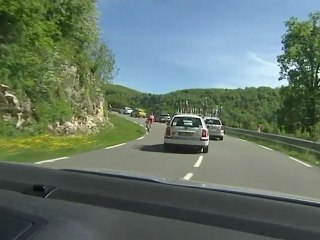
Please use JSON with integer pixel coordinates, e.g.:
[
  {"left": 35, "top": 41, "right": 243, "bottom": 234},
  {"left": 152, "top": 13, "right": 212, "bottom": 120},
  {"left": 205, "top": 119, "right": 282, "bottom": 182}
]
[{"left": 147, "top": 115, "right": 155, "bottom": 123}]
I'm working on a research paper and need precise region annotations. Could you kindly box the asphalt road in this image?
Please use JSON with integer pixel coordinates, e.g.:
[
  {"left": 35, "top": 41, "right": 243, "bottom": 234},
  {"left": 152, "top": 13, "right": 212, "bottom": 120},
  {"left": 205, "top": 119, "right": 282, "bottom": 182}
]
[{"left": 37, "top": 113, "right": 320, "bottom": 200}]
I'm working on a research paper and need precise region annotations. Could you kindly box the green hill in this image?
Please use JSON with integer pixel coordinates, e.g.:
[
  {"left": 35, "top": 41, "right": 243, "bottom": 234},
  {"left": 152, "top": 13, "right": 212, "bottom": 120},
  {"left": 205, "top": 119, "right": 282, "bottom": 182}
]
[
  {"left": 104, "top": 85, "right": 281, "bottom": 133},
  {"left": 105, "top": 84, "right": 143, "bottom": 108}
]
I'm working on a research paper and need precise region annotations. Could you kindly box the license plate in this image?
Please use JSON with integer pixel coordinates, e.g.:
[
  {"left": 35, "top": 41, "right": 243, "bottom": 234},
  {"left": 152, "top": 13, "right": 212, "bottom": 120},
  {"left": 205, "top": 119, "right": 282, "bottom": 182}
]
[{"left": 179, "top": 132, "right": 194, "bottom": 136}]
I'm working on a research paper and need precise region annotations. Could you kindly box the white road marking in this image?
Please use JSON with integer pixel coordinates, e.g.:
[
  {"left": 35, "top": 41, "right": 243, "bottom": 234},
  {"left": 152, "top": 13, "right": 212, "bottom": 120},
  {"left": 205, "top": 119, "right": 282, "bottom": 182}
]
[
  {"left": 238, "top": 138, "right": 247, "bottom": 142},
  {"left": 35, "top": 157, "right": 69, "bottom": 164},
  {"left": 289, "top": 156, "right": 312, "bottom": 168},
  {"left": 194, "top": 156, "right": 203, "bottom": 168},
  {"left": 136, "top": 136, "right": 144, "bottom": 140},
  {"left": 139, "top": 124, "right": 144, "bottom": 127},
  {"left": 258, "top": 145, "right": 273, "bottom": 151},
  {"left": 105, "top": 143, "right": 126, "bottom": 149},
  {"left": 183, "top": 173, "right": 194, "bottom": 180}
]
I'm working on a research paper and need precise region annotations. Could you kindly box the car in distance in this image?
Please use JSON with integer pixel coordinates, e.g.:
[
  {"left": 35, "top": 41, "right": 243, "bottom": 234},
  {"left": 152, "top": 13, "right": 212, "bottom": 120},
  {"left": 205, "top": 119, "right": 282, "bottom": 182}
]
[
  {"left": 164, "top": 114, "right": 209, "bottom": 153},
  {"left": 156, "top": 113, "right": 171, "bottom": 123},
  {"left": 120, "top": 107, "right": 133, "bottom": 115},
  {"left": 131, "top": 108, "right": 147, "bottom": 118},
  {"left": 204, "top": 117, "right": 224, "bottom": 140}
]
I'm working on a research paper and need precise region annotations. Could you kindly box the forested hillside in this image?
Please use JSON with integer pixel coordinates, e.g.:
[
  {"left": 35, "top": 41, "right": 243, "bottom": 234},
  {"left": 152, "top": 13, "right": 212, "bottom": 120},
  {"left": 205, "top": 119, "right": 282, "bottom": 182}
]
[
  {"left": 105, "top": 84, "right": 144, "bottom": 108},
  {"left": 163, "top": 87, "right": 281, "bottom": 132},
  {"left": 0, "top": 0, "right": 116, "bottom": 136},
  {"left": 105, "top": 85, "right": 281, "bottom": 133}
]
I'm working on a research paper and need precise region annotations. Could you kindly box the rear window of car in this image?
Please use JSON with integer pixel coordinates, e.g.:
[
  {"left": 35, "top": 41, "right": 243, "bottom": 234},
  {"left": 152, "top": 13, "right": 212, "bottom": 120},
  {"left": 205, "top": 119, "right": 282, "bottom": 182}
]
[
  {"left": 171, "top": 117, "right": 202, "bottom": 127},
  {"left": 205, "top": 119, "right": 221, "bottom": 125}
]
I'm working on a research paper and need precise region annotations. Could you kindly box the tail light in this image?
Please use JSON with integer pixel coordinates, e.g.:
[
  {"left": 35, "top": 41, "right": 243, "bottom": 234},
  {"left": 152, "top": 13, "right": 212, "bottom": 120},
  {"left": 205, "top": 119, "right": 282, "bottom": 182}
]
[
  {"left": 165, "top": 127, "right": 171, "bottom": 138},
  {"left": 221, "top": 125, "right": 224, "bottom": 131},
  {"left": 201, "top": 129, "right": 208, "bottom": 138}
]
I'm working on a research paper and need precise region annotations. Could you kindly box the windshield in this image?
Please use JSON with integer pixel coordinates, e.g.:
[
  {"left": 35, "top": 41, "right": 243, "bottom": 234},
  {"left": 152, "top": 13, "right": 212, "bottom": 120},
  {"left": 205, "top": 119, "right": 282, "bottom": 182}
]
[
  {"left": 1, "top": 0, "right": 320, "bottom": 202},
  {"left": 171, "top": 117, "right": 202, "bottom": 127},
  {"left": 205, "top": 119, "right": 221, "bottom": 125}
]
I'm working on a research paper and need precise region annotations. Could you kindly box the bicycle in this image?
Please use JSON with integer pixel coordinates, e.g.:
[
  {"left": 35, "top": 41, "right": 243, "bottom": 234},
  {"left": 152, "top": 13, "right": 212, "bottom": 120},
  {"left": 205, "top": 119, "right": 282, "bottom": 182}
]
[{"left": 146, "top": 121, "right": 152, "bottom": 132}]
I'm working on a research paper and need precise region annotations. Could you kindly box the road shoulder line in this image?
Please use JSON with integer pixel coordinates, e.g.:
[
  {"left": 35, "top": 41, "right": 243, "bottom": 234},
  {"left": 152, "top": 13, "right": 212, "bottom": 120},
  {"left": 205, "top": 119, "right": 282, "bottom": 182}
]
[
  {"left": 289, "top": 156, "right": 312, "bottom": 167},
  {"left": 238, "top": 138, "right": 247, "bottom": 142},
  {"left": 183, "top": 173, "right": 194, "bottom": 180},
  {"left": 105, "top": 143, "right": 126, "bottom": 150},
  {"left": 258, "top": 145, "right": 273, "bottom": 151},
  {"left": 35, "top": 157, "right": 69, "bottom": 164}
]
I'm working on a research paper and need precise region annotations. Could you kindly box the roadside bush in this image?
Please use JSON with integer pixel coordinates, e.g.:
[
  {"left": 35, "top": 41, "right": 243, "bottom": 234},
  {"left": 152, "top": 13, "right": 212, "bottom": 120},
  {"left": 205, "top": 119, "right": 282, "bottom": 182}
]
[
  {"left": 36, "top": 100, "right": 73, "bottom": 125},
  {"left": 310, "top": 122, "right": 320, "bottom": 142},
  {"left": 0, "top": 120, "right": 18, "bottom": 137},
  {"left": 295, "top": 129, "right": 311, "bottom": 141}
]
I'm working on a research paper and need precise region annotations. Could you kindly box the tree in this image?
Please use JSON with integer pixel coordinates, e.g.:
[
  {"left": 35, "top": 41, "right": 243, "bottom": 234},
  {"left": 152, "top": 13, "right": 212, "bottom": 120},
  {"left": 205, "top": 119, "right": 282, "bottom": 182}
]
[
  {"left": 0, "top": 0, "right": 116, "bottom": 134},
  {"left": 277, "top": 86, "right": 305, "bottom": 133},
  {"left": 277, "top": 12, "right": 320, "bottom": 138}
]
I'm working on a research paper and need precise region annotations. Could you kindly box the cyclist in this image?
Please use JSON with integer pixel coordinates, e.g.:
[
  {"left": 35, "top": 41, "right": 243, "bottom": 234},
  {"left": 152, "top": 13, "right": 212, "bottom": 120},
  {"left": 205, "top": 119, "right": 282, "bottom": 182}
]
[{"left": 146, "top": 113, "right": 155, "bottom": 132}]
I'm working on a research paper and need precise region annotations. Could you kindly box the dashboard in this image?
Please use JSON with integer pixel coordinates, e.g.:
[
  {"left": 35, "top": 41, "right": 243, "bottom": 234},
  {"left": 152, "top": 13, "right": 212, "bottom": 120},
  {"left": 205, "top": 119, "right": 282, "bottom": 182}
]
[{"left": 0, "top": 162, "right": 320, "bottom": 240}]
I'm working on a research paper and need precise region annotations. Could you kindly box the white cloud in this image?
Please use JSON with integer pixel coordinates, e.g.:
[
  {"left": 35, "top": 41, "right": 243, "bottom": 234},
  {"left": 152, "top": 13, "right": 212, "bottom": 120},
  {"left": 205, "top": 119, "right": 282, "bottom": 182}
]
[
  {"left": 164, "top": 50, "right": 283, "bottom": 88},
  {"left": 242, "top": 52, "right": 280, "bottom": 87},
  {"left": 247, "top": 52, "right": 278, "bottom": 68}
]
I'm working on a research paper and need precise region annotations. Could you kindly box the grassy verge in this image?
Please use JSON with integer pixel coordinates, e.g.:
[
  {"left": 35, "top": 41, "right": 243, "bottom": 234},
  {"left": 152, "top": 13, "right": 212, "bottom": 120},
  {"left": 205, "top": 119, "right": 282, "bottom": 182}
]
[
  {"left": 227, "top": 132, "right": 320, "bottom": 166},
  {"left": 0, "top": 114, "right": 145, "bottom": 163}
]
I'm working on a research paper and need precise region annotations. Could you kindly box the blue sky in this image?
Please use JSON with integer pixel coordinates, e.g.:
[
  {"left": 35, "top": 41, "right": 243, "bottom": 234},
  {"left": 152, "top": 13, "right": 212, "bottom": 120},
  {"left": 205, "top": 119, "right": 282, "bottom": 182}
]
[{"left": 98, "top": 0, "right": 320, "bottom": 93}]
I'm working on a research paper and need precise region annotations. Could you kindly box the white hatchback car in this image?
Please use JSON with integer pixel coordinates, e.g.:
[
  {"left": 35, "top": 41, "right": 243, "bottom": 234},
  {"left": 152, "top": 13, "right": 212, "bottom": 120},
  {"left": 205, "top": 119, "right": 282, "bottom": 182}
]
[
  {"left": 204, "top": 117, "right": 224, "bottom": 140},
  {"left": 120, "top": 107, "right": 133, "bottom": 115},
  {"left": 163, "top": 114, "right": 209, "bottom": 153}
]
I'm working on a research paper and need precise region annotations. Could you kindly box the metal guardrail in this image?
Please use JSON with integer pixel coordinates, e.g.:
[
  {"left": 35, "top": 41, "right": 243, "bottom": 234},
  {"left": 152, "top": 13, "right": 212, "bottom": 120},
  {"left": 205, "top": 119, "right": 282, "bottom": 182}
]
[{"left": 224, "top": 127, "right": 320, "bottom": 154}]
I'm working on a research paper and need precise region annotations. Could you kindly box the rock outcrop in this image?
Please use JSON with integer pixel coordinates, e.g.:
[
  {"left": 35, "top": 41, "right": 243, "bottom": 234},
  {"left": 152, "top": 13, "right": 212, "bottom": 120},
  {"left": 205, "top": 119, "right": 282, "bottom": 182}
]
[
  {"left": 0, "top": 83, "right": 110, "bottom": 135},
  {"left": 0, "top": 83, "right": 32, "bottom": 129}
]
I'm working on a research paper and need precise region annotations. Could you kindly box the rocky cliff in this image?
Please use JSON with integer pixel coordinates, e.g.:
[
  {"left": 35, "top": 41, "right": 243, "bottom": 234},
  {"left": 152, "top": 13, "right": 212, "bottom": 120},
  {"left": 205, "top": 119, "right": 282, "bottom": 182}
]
[{"left": 0, "top": 82, "right": 110, "bottom": 135}]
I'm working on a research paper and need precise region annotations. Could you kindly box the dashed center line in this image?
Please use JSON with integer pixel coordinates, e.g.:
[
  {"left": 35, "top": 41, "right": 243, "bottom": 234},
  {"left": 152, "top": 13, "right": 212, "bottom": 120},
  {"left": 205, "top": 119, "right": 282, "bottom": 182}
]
[
  {"left": 238, "top": 138, "right": 247, "bottom": 142},
  {"left": 194, "top": 156, "right": 203, "bottom": 168},
  {"left": 105, "top": 143, "right": 126, "bottom": 150},
  {"left": 35, "top": 157, "right": 69, "bottom": 164},
  {"left": 183, "top": 173, "right": 194, "bottom": 180},
  {"left": 289, "top": 156, "right": 312, "bottom": 168},
  {"left": 258, "top": 145, "right": 273, "bottom": 151}
]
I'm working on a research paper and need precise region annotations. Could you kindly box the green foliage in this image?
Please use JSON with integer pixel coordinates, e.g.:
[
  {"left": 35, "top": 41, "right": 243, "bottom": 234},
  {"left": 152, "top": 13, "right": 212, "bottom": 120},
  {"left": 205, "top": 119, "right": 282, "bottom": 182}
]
[
  {"left": 105, "top": 84, "right": 145, "bottom": 108},
  {"left": 105, "top": 85, "right": 281, "bottom": 132},
  {"left": 37, "top": 100, "right": 73, "bottom": 124},
  {"left": 0, "top": 120, "right": 17, "bottom": 137},
  {"left": 277, "top": 11, "right": 320, "bottom": 136},
  {"left": 0, "top": 0, "right": 116, "bottom": 133}
]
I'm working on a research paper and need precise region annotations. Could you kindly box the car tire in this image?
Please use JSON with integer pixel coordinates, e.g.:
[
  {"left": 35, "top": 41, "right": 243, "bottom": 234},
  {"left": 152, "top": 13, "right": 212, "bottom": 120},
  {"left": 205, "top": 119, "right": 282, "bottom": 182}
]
[
  {"left": 203, "top": 146, "right": 209, "bottom": 153},
  {"left": 219, "top": 137, "right": 224, "bottom": 141},
  {"left": 163, "top": 144, "right": 170, "bottom": 152}
]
